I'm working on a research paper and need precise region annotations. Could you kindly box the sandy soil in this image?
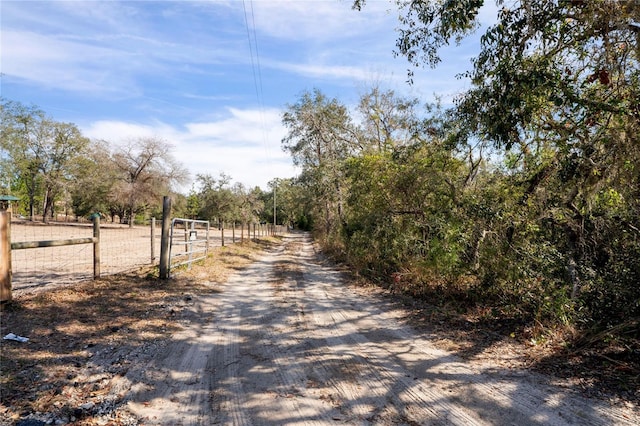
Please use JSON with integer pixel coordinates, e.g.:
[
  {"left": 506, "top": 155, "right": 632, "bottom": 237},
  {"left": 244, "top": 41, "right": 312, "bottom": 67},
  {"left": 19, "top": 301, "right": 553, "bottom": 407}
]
[
  {"left": 124, "top": 233, "right": 638, "bottom": 425},
  {"left": 2, "top": 232, "right": 638, "bottom": 425}
]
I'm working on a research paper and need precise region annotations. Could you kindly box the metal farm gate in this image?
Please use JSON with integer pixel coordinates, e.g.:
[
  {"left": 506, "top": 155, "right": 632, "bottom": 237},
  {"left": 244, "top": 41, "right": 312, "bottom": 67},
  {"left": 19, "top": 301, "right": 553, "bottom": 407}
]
[{"left": 169, "top": 218, "right": 210, "bottom": 275}]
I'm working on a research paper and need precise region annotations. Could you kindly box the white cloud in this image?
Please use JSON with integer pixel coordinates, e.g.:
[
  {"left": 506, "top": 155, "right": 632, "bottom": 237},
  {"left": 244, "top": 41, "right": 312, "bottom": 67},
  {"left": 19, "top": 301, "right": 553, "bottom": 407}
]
[
  {"left": 185, "top": 108, "right": 282, "bottom": 146},
  {"left": 1, "top": 2, "right": 133, "bottom": 93},
  {"left": 250, "top": 0, "right": 394, "bottom": 41},
  {"left": 1, "top": 0, "right": 405, "bottom": 102},
  {"left": 53, "top": 0, "right": 142, "bottom": 30},
  {"left": 271, "top": 60, "right": 379, "bottom": 82},
  {"left": 81, "top": 107, "right": 295, "bottom": 191},
  {"left": 0, "top": 1, "right": 250, "bottom": 98},
  {"left": 82, "top": 121, "right": 175, "bottom": 142},
  {"left": 1, "top": 30, "right": 140, "bottom": 97}
]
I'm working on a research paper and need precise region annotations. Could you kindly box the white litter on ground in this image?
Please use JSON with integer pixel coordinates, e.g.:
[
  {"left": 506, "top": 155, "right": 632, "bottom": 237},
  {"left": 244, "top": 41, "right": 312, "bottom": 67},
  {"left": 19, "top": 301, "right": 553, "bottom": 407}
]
[{"left": 3, "top": 333, "right": 29, "bottom": 343}]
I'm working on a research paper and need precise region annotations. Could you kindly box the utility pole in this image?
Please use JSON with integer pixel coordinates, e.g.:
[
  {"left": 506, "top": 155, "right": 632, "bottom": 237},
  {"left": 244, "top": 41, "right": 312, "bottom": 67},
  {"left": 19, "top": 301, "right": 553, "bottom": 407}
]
[{"left": 273, "top": 180, "right": 277, "bottom": 228}]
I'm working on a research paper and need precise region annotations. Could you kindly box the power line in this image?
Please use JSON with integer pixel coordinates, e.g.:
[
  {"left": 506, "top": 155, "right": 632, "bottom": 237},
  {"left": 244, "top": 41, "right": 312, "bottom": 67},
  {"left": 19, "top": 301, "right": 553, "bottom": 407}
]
[
  {"left": 249, "top": 0, "right": 266, "bottom": 115},
  {"left": 242, "top": 0, "right": 273, "bottom": 165},
  {"left": 242, "top": 0, "right": 260, "bottom": 108}
]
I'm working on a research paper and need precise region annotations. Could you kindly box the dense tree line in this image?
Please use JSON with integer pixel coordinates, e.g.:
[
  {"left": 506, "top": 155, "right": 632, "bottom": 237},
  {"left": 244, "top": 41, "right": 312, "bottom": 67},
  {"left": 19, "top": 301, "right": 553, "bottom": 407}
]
[
  {"left": 281, "top": 0, "right": 640, "bottom": 331},
  {"left": 0, "top": 98, "right": 300, "bottom": 231},
  {"left": 0, "top": 99, "right": 190, "bottom": 225},
  {"left": 187, "top": 173, "right": 310, "bottom": 232}
]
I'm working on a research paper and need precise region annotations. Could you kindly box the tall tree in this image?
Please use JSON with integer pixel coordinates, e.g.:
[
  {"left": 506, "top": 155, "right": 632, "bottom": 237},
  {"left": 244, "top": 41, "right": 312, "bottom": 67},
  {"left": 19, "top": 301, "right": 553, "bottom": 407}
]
[
  {"left": 40, "top": 121, "right": 90, "bottom": 221},
  {"left": 110, "top": 137, "right": 189, "bottom": 226},
  {"left": 231, "top": 182, "right": 264, "bottom": 232},
  {"left": 357, "top": 86, "right": 421, "bottom": 152},
  {"left": 0, "top": 99, "right": 89, "bottom": 222},
  {"left": 262, "top": 178, "right": 310, "bottom": 229},
  {"left": 281, "top": 89, "right": 359, "bottom": 240},
  {"left": 195, "top": 172, "right": 235, "bottom": 226},
  {"left": 457, "top": 0, "right": 640, "bottom": 321},
  {"left": 354, "top": 0, "right": 640, "bottom": 323},
  {"left": 69, "top": 140, "right": 119, "bottom": 219},
  {"left": 1, "top": 100, "right": 46, "bottom": 218}
]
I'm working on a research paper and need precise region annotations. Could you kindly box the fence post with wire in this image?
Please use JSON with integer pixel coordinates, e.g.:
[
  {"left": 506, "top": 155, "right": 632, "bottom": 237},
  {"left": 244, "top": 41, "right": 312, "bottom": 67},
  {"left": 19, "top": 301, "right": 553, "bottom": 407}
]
[{"left": 1, "top": 195, "right": 20, "bottom": 302}]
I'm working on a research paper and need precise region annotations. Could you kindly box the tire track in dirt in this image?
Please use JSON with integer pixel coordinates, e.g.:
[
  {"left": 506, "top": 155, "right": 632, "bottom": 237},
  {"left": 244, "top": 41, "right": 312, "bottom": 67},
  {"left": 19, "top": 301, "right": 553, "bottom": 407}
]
[
  {"left": 124, "top": 232, "right": 639, "bottom": 425},
  {"left": 214, "top": 246, "right": 338, "bottom": 425},
  {"left": 294, "top": 235, "right": 638, "bottom": 425},
  {"left": 125, "top": 293, "right": 221, "bottom": 424},
  {"left": 283, "top": 238, "right": 483, "bottom": 424}
]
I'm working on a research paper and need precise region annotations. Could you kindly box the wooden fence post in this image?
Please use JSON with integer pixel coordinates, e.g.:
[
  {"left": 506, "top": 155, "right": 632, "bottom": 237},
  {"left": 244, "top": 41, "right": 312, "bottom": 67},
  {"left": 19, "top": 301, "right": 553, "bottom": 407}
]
[
  {"left": 151, "top": 217, "right": 156, "bottom": 264},
  {"left": 0, "top": 209, "right": 12, "bottom": 302},
  {"left": 221, "top": 221, "right": 225, "bottom": 247},
  {"left": 159, "top": 196, "right": 172, "bottom": 279},
  {"left": 93, "top": 215, "right": 100, "bottom": 279}
]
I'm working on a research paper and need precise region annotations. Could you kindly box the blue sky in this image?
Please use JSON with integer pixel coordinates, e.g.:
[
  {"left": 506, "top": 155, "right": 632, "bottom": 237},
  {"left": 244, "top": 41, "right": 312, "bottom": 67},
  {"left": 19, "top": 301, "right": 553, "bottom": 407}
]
[{"left": 1, "top": 0, "right": 497, "bottom": 191}]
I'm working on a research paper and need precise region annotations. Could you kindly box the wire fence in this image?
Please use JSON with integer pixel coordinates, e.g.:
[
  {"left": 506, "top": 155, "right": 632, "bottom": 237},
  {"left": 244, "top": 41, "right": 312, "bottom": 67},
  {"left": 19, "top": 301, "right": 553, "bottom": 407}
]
[{"left": 8, "top": 219, "right": 245, "bottom": 295}]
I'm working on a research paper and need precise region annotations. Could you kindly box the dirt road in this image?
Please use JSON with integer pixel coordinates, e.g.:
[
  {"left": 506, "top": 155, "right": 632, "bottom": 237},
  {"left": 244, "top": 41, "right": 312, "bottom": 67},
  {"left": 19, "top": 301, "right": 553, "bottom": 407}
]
[{"left": 123, "top": 232, "right": 637, "bottom": 425}]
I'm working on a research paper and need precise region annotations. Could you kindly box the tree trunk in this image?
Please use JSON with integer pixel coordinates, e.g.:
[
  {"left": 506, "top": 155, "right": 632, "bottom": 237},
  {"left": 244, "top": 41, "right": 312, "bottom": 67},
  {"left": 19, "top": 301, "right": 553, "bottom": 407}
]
[
  {"left": 129, "top": 205, "right": 134, "bottom": 228},
  {"left": 42, "top": 189, "right": 49, "bottom": 223}
]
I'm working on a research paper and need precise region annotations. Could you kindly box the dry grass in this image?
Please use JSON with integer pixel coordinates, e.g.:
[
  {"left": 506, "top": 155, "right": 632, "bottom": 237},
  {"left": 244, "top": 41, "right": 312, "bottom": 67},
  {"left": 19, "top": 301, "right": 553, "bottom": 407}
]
[
  {"left": 0, "top": 238, "right": 281, "bottom": 425},
  {"left": 2, "top": 234, "right": 637, "bottom": 424}
]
